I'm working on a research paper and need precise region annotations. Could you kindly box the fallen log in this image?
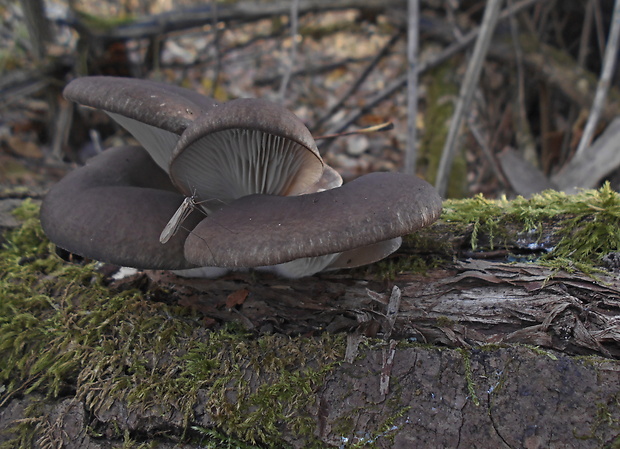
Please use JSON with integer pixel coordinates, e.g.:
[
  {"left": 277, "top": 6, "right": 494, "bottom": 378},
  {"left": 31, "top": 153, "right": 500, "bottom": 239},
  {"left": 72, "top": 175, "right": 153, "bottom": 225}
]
[{"left": 0, "top": 188, "right": 618, "bottom": 448}]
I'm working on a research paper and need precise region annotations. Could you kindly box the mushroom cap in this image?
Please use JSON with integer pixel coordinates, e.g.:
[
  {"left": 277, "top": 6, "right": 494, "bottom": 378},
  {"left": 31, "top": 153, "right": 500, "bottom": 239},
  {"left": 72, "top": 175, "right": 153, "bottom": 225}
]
[
  {"left": 40, "top": 146, "right": 203, "bottom": 270},
  {"left": 63, "top": 76, "right": 219, "bottom": 170},
  {"left": 168, "top": 98, "right": 324, "bottom": 202},
  {"left": 184, "top": 172, "right": 442, "bottom": 268}
]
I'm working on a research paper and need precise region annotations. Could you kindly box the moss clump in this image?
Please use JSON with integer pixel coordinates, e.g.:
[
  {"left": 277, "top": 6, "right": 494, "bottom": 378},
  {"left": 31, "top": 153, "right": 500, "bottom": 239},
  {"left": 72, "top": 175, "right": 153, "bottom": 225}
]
[
  {"left": 457, "top": 348, "right": 480, "bottom": 407},
  {"left": 574, "top": 393, "right": 620, "bottom": 446},
  {"left": 418, "top": 63, "right": 467, "bottom": 198},
  {"left": 372, "top": 254, "right": 438, "bottom": 279},
  {"left": 442, "top": 193, "right": 505, "bottom": 251},
  {"left": 0, "top": 201, "right": 345, "bottom": 448},
  {"left": 442, "top": 182, "right": 620, "bottom": 270}
]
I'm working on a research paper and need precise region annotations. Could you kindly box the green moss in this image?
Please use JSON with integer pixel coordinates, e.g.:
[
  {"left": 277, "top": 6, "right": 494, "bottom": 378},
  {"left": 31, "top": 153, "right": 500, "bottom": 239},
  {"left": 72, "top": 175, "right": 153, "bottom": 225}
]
[
  {"left": 419, "top": 63, "right": 468, "bottom": 198},
  {"left": 345, "top": 404, "right": 411, "bottom": 449},
  {"left": 0, "top": 202, "right": 345, "bottom": 448},
  {"left": 573, "top": 392, "right": 620, "bottom": 447},
  {"left": 372, "top": 254, "right": 437, "bottom": 280},
  {"left": 522, "top": 345, "right": 558, "bottom": 360},
  {"left": 457, "top": 348, "right": 480, "bottom": 407},
  {"left": 190, "top": 426, "right": 265, "bottom": 449},
  {"left": 442, "top": 182, "right": 620, "bottom": 271},
  {"left": 436, "top": 316, "right": 455, "bottom": 328},
  {"left": 72, "top": 10, "right": 136, "bottom": 32},
  {"left": 443, "top": 194, "right": 506, "bottom": 250}
]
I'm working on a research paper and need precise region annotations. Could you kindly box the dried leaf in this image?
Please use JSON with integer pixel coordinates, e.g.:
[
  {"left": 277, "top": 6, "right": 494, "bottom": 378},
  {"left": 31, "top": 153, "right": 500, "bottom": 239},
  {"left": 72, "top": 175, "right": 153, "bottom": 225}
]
[
  {"left": 226, "top": 288, "right": 249, "bottom": 308},
  {"left": 8, "top": 136, "right": 43, "bottom": 159}
]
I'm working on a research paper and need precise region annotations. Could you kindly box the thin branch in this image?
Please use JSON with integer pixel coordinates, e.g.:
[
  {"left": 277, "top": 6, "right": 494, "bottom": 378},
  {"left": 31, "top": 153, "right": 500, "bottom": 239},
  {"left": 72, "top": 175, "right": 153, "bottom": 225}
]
[
  {"left": 210, "top": 2, "right": 223, "bottom": 98},
  {"left": 561, "top": 0, "right": 594, "bottom": 163},
  {"left": 64, "top": 0, "right": 404, "bottom": 41},
  {"left": 435, "top": 0, "right": 504, "bottom": 198},
  {"left": 255, "top": 57, "right": 371, "bottom": 86},
  {"left": 574, "top": 0, "right": 620, "bottom": 159},
  {"left": 20, "top": 0, "right": 51, "bottom": 61},
  {"left": 278, "top": 0, "right": 300, "bottom": 100},
  {"left": 404, "top": 0, "right": 420, "bottom": 175},
  {"left": 508, "top": 0, "right": 536, "bottom": 165},
  {"left": 318, "top": 0, "right": 544, "bottom": 154},
  {"left": 593, "top": 0, "right": 606, "bottom": 59},
  {"left": 467, "top": 116, "right": 507, "bottom": 189},
  {"left": 312, "top": 32, "right": 401, "bottom": 131}
]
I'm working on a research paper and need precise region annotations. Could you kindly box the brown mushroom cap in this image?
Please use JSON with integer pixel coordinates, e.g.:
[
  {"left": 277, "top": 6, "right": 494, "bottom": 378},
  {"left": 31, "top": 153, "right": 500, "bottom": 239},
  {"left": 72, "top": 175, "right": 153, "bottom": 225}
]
[
  {"left": 184, "top": 172, "right": 442, "bottom": 268},
  {"left": 168, "top": 98, "right": 324, "bottom": 202},
  {"left": 63, "top": 76, "right": 219, "bottom": 170},
  {"left": 40, "top": 146, "right": 203, "bottom": 270}
]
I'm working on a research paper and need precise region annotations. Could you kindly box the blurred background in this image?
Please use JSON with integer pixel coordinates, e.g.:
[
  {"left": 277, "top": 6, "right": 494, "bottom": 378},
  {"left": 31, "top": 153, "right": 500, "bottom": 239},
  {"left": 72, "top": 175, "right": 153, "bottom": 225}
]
[{"left": 1, "top": 0, "right": 619, "bottom": 199}]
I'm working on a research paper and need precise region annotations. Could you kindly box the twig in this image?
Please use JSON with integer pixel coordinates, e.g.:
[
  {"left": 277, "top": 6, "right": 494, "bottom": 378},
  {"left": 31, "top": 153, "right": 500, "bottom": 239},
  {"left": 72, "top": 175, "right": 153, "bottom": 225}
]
[
  {"left": 404, "top": 0, "right": 420, "bottom": 175},
  {"left": 435, "top": 0, "right": 504, "bottom": 198},
  {"left": 384, "top": 285, "right": 402, "bottom": 340},
  {"left": 380, "top": 286, "right": 401, "bottom": 396},
  {"left": 561, "top": 0, "right": 595, "bottom": 163},
  {"left": 61, "top": 0, "right": 405, "bottom": 41},
  {"left": 379, "top": 339, "right": 397, "bottom": 396},
  {"left": 278, "top": 0, "right": 300, "bottom": 100},
  {"left": 314, "top": 122, "right": 393, "bottom": 140},
  {"left": 318, "top": 0, "right": 544, "bottom": 154},
  {"left": 508, "top": 0, "right": 537, "bottom": 165},
  {"left": 312, "top": 32, "right": 402, "bottom": 131},
  {"left": 574, "top": 0, "right": 620, "bottom": 159},
  {"left": 210, "top": 2, "right": 223, "bottom": 98},
  {"left": 467, "top": 117, "right": 507, "bottom": 189},
  {"left": 593, "top": 0, "right": 606, "bottom": 59},
  {"left": 255, "top": 57, "right": 368, "bottom": 86},
  {"left": 20, "top": 0, "right": 51, "bottom": 61},
  {"left": 553, "top": 116, "right": 620, "bottom": 193}
]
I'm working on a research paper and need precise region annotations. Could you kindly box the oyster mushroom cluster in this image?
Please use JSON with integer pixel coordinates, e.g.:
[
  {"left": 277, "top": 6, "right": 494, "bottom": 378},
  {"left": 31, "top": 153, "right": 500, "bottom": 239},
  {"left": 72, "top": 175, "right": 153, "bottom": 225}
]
[{"left": 41, "top": 76, "right": 442, "bottom": 278}]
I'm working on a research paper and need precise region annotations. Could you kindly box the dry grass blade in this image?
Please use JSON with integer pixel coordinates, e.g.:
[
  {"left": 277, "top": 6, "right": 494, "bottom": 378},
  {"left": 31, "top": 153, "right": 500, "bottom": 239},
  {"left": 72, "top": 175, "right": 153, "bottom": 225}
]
[
  {"left": 405, "top": 0, "right": 420, "bottom": 175},
  {"left": 435, "top": 0, "right": 504, "bottom": 197},
  {"left": 574, "top": 0, "right": 620, "bottom": 159}
]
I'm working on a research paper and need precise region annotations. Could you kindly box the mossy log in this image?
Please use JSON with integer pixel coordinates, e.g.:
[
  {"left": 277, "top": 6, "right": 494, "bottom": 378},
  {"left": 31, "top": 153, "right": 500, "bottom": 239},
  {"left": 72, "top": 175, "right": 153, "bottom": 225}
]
[{"left": 0, "top": 188, "right": 619, "bottom": 448}]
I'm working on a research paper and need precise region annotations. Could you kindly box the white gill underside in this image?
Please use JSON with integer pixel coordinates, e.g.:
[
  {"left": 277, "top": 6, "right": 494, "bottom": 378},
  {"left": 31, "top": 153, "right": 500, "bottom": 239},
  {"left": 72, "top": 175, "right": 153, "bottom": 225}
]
[
  {"left": 108, "top": 113, "right": 179, "bottom": 172},
  {"left": 169, "top": 129, "right": 322, "bottom": 204},
  {"left": 262, "top": 253, "right": 342, "bottom": 278}
]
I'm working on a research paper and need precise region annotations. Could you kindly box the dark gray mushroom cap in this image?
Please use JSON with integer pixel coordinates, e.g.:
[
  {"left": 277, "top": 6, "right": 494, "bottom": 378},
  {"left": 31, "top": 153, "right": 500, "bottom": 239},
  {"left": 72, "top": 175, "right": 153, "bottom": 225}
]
[
  {"left": 63, "top": 76, "right": 218, "bottom": 134},
  {"left": 184, "top": 172, "right": 442, "bottom": 268},
  {"left": 63, "top": 77, "right": 219, "bottom": 170},
  {"left": 169, "top": 98, "right": 324, "bottom": 200},
  {"left": 40, "top": 146, "right": 203, "bottom": 270}
]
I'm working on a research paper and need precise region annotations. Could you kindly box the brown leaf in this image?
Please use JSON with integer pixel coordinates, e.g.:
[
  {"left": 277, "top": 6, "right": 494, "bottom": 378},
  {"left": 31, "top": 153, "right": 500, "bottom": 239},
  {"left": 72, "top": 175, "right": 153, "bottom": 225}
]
[
  {"left": 226, "top": 288, "right": 249, "bottom": 308},
  {"left": 8, "top": 136, "right": 43, "bottom": 159}
]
